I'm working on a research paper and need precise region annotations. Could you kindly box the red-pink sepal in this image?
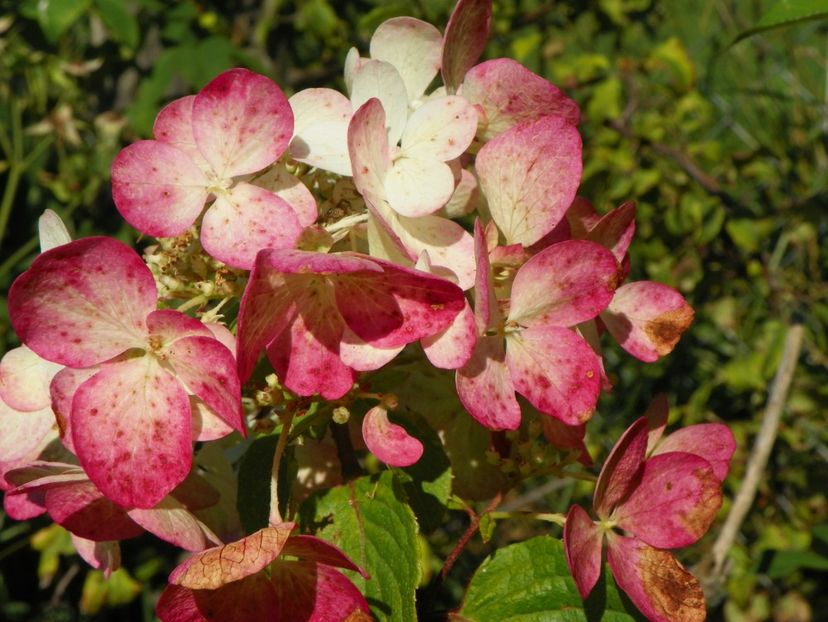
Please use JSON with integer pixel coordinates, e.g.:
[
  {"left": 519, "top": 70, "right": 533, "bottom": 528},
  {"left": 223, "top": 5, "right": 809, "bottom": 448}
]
[
  {"left": 71, "top": 535, "right": 121, "bottom": 578},
  {"left": 456, "top": 336, "right": 521, "bottom": 431},
  {"left": 362, "top": 406, "right": 424, "bottom": 467},
  {"left": 593, "top": 417, "right": 649, "bottom": 518},
  {"left": 157, "top": 574, "right": 279, "bottom": 622},
  {"left": 269, "top": 562, "right": 372, "bottom": 621},
  {"left": 441, "top": 0, "right": 492, "bottom": 92},
  {"left": 542, "top": 418, "right": 592, "bottom": 466},
  {"left": 651, "top": 424, "right": 735, "bottom": 482},
  {"left": 421, "top": 301, "right": 477, "bottom": 370},
  {"left": 563, "top": 504, "right": 603, "bottom": 599}
]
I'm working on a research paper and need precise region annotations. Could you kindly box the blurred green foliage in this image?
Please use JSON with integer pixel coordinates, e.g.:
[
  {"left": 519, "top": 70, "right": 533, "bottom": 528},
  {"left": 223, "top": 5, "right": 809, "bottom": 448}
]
[{"left": 0, "top": 0, "right": 826, "bottom": 620}]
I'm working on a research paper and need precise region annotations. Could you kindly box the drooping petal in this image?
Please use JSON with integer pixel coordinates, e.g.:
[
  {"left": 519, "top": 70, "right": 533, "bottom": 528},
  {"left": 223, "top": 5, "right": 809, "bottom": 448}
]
[
  {"left": 128, "top": 497, "right": 221, "bottom": 551},
  {"left": 169, "top": 524, "right": 294, "bottom": 590},
  {"left": 476, "top": 116, "right": 583, "bottom": 246},
  {"left": 157, "top": 574, "right": 279, "bottom": 622},
  {"left": 111, "top": 140, "right": 209, "bottom": 237},
  {"left": 601, "top": 281, "right": 694, "bottom": 363},
  {"left": 192, "top": 68, "right": 293, "bottom": 179},
  {"left": 201, "top": 182, "right": 303, "bottom": 270},
  {"left": 71, "top": 535, "right": 121, "bottom": 578},
  {"left": 563, "top": 504, "right": 604, "bottom": 599},
  {"left": 191, "top": 397, "right": 236, "bottom": 442},
  {"left": 349, "top": 60, "right": 409, "bottom": 146},
  {"left": 385, "top": 156, "right": 456, "bottom": 217},
  {"left": 44, "top": 480, "right": 145, "bottom": 541},
  {"left": 462, "top": 59, "right": 580, "bottom": 139},
  {"left": 0, "top": 345, "right": 61, "bottom": 411},
  {"left": 422, "top": 301, "right": 477, "bottom": 369},
  {"left": 505, "top": 325, "right": 601, "bottom": 425},
  {"left": 400, "top": 96, "right": 478, "bottom": 161},
  {"left": 651, "top": 424, "right": 735, "bottom": 482},
  {"left": 289, "top": 88, "right": 353, "bottom": 176},
  {"left": 71, "top": 356, "right": 192, "bottom": 509},
  {"left": 4, "top": 490, "right": 47, "bottom": 520},
  {"left": 370, "top": 17, "right": 442, "bottom": 102},
  {"left": 593, "top": 417, "right": 649, "bottom": 518},
  {"left": 606, "top": 534, "right": 706, "bottom": 622},
  {"left": 9, "top": 237, "right": 156, "bottom": 368},
  {"left": 153, "top": 95, "right": 212, "bottom": 172},
  {"left": 339, "top": 328, "right": 403, "bottom": 372},
  {"left": 253, "top": 164, "right": 318, "bottom": 227},
  {"left": 362, "top": 406, "right": 424, "bottom": 467},
  {"left": 585, "top": 201, "right": 636, "bottom": 263},
  {"left": 442, "top": 0, "right": 492, "bottom": 92},
  {"left": 509, "top": 240, "right": 619, "bottom": 328},
  {"left": 456, "top": 336, "right": 521, "bottom": 430},
  {"left": 270, "top": 561, "right": 371, "bottom": 621}
]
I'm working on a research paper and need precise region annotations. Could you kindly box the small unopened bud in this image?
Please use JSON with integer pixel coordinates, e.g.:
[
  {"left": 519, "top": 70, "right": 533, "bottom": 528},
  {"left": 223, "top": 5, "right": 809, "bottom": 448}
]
[
  {"left": 255, "top": 390, "right": 273, "bottom": 406},
  {"left": 332, "top": 406, "right": 350, "bottom": 424},
  {"left": 265, "top": 374, "right": 279, "bottom": 389}
]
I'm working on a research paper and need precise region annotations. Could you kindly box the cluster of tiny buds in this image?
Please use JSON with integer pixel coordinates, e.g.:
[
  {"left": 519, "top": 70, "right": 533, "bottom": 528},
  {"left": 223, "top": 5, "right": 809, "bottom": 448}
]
[{"left": 486, "top": 422, "right": 569, "bottom": 477}]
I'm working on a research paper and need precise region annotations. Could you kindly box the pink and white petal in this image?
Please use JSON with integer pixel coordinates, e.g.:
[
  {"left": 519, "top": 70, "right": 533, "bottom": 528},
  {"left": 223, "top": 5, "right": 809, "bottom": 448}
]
[
  {"left": 362, "top": 406, "right": 424, "bottom": 467},
  {"left": 386, "top": 156, "right": 456, "bottom": 217},
  {"left": 45, "top": 480, "right": 145, "bottom": 541},
  {"left": 442, "top": 0, "right": 492, "bottom": 92},
  {"left": 147, "top": 309, "right": 213, "bottom": 345},
  {"left": 462, "top": 59, "right": 580, "bottom": 139},
  {"left": 253, "top": 164, "right": 318, "bottom": 227},
  {"left": 370, "top": 17, "right": 442, "bottom": 102},
  {"left": 0, "top": 345, "right": 62, "bottom": 411},
  {"left": 349, "top": 59, "right": 409, "bottom": 146},
  {"left": 191, "top": 397, "right": 236, "bottom": 442},
  {"left": 576, "top": 320, "right": 612, "bottom": 393},
  {"left": 566, "top": 196, "right": 602, "bottom": 237},
  {"left": 652, "top": 424, "right": 735, "bottom": 482},
  {"left": 593, "top": 417, "right": 649, "bottom": 518},
  {"left": 38, "top": 208, "right": 72, "bottom": 252},
  {"left": 153, "top": 95, "right": 212, "bottom": 172},
  {"left": 606, "top": 534, "right": 706, "bottom": 622},
  {"left": 400, "top": 96, "right": 478, "bottom": 161},
  {"left": 473, "top": 220, "right": 499, "bottom": 332},
  {"left": 289, "top": 88, "right": 353, "bottom": 176},
  {"left": 201, "top": 182, "right": 303, "bottom": 270},
  {"left": 71, "top": 357, "right": 193, "bottom": 509},
  {"left": 71, "top": 536, "right": 121, "bottom": 578},
  {"left": 506, "top": 325, "right": 601, "bottom": 426},
  {"left": 270, "top": 561, "right": 371, "bottom": 621},
  {"left": 128, "top": 498, "right": 221, "bottom": 551},
  {"left": 456, "top": 336, "right": 521, "bottom": 430},
  {"left": 169, "top": 524, "right": 294, "bottom": 589},
  {"left": 0, "top": 401, "right": 56, "bottom": 463},
  {"left": 50, "top": 366, "right": 98, "bottom": 452},
  {"left": 563, "top": 504, "right": 604, "bottom": 599},
  {"left": 509, "top": 240, "right": 619, "bottom": 328},
  {"left": 265, "top": 249, "right": 379, "bottom": 275},
  {"left": 349, "top": 98, "right": 393, "bottom": 207},
  {"left": 343, "top": 47, "right": 363, "bottom": 94},
  {"left": 422, "top": 301, "right": 476, "bottom": 369},
  {"left": 204, "top": 323, "right": 236, "bottom": 355},
  {"left": 476, "top": 116, "right": 583, "bottom": 246},
  {"left": 158, "top": 575, "right": 279, "bottom": 622},
  {"left": 280, "top": 535, "right": 367, "bottom": 576},
  {"left": 586, "top": 201, "right": 636, "bottom": 263},
  {"left": 112, "top": 140, "right": 209, "bottom": 237},
  {"left": 9, "top": 237, "right": 155, "bottom": 368},
  {"left": 339, "top": 328, "right": 403, "bottom": 372},
  {"left": 4, "top": 490, "right": 47, "bottom": 520},
  {"left": 192, "top": 68, "right": 293, "bottom": 179},
  {"left": 644, "top": 393, "right": 669, "bottom": 455},
  {"left": 441, "top": 165, "right": 479, "bottom": 218},
  {"left": 601, "top": 281, "right": 694, "bottom": 363}
]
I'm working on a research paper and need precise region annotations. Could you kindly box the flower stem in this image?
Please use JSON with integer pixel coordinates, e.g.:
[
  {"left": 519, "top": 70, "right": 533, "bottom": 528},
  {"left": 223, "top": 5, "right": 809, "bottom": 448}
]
[
  {"left": 269, "top": 411, "right": 295, "bottom": 526},
  {"left": 488, "top": 511, "right": 567, "bottom": 526}
]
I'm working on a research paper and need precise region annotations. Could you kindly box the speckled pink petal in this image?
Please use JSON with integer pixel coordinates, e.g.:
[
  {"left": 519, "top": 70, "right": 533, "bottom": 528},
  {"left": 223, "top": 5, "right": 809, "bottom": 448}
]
[
  {"left": 289, "top": 88, "right": 353, "bottom": 176},
  {"left": 401, "top": 96, "right": 478, "bottom": 161},
  {"left": 192, "top": 69, "right": 292, "bottom": 179},
  {"left": 509, "top": 240, "right": 619, "bottom": 328},
  {"left": 339, "top": 328, "right": 403, "bottom": 372},
  {"left": 270, "top": 561, "right": 371, "bottom": 621},
  {"left": 153, "top": 95, "right": 211, "bottom": 172},
  {"left": 0, "top": 401, "right": 55, "bottom": 464},
  {"left": 652, "top": 424, "right": 735, "bottom": 482},
  {"left": 71, "top": 356, "right": 192, "bottom": 509},
  {"left": 280, "top": 535, "right": 368, "bottom": 576},
  {"left": 462, "top": 59, "right": 580, "bottom": 139},
  {"left": 158, "top": 574, "right": 279, "bottom": 622},
  {"left": 349, "top": 97, "right": 392, "bottom": 208},
  {"left": 0, "top": 346, "right": 62, "bottom": 411},
  {"left": 422, "top": 301, "right": 476, "bottom": 369},
  {"left": 601, "top": 281, "right": 694, "bottom": 363},
  {"left": 563, "top": 504, "right": 604, "bottom": 599},
  {"left": 9, "top": 237, "right": 155, "bottom": 368},
  {"left": 147, "top": 309, "right": 212, "bottom": 343},
  {"left": 45, "top": 480, "right": 145, "bottom": 541},
  {"left": 201, "top": 182, "right": 302, "bottom": 270},
  {"left": 362, "top": 406, "right": 423, "bottom": 467},
  {"left": 586, "top": 201, "right": 636, "bottom": 263},
  {"left": 253, "top": 164, "right": 318, "bottom": 227},
  {"left": 170, "top": 524, "right": 294, "bottom": 590},
  {"left": 350, "top": 60, "right": 409, "bottom": 146},
  {"left": 606, "top": 534, "right": 706, "bottom": 622},
  {"left": 476, "top": 116, "right": 582, "bottom": 246},
  {"left": 505, "top": 325, "right": 600, "bottom": 426},
  {"left": 112, "top": 140, "right": 209, "bottom": 237},
  {"left": 71, "top": 535, "right": 121, "bottom": 578},
  {"left": 442, "top": 0, "right": 492, "bottom": 92},
  {"left": 456, "top": 336, "right": 521, "bottom": 430},
  {"left": 4, "top": 491, "right": 47, "bottom": 520},
  {"left": 593, "top": 417, "right": 648, "bottom": 518},
  {"left": 191, "top": 397, "right": 235, "bottom": 442},
  {"left": 371, "top": 17, "right": 442, "bottom": 102},
  {"left": 50, "top": 366, "right": 98, "bottom": 453},
  {"left": 386, "top": 156, "right": 455, "bottom": 217},
  {"left": 128, "top": 498, "right": 220, "bottom": 551}
]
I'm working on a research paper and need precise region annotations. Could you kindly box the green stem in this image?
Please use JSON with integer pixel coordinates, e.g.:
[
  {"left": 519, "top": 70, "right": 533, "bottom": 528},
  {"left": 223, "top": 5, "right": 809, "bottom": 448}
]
[
  {"left": 269, "top": 411, "right": 295, "bottom": 526},
  {"left": 488, "top": 511, "right": 567, "bottom": 526}
]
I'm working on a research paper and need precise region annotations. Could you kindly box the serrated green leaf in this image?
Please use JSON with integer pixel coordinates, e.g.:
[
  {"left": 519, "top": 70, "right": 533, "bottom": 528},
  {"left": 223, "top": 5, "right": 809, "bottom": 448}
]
[
  {"left": 734, "top": 0, "right": 828, "bottom": 44},
  {"left": 37, "top": 0, "right": 91, "bottom": 42},
  {"left": 93, "top": 0, "right": 139, "bottom": 48},
  {"left": 458, "top": 536, "right": 643, "bottom": 621},
  {"left": 305, "top": 471, "right": 419, "bottom": 622}
]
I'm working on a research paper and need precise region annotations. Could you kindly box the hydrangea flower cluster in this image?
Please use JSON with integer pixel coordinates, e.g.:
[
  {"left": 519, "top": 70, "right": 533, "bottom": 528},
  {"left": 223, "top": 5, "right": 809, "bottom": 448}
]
[{"left": 1, "top": 1, "right": 733, "bottom": 620}]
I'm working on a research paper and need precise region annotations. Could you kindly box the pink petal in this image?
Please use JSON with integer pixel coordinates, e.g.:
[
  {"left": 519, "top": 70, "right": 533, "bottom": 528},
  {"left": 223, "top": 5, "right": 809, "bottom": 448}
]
[
  {"left": 204, "top": 323, "right": 236, "bottom": 355},
  {"left": 509, "top": 240, "right": 619, "bottom": 328},
  {"left": 10, "top": 238, "right": 156, "bottom": 368},
  {"left": 593, "top": 417, "right": 648, "bottom": 518},
  {"left": 153, "top": 95, "right": 212, "bottom": 172},
  {"left": 128, "top": 498, "right": 221, "bottom": 551},
  {"left": 566, "top": 196, "right": 601, "bottom": 237},
  {"left": 171, "top": 470, "right": 221, "bottom": 511},
  {"left": 644, "top": 394, "right": 669, "bottom": 454},
  {"left": 71, "top": 356, "right": 192, "bottom": 509},
  {"left": 191, "top": 397, "right": 236, "bottom": 442},
  {"left": 652, "top": 424, "right": 735, "bottom": 482},
  {"left": 476, "top": 116, "right": 583, "bottom": 246},
  {"left": 158, "top": 575, "right": 279, "bottom": 622},
  {"left": 71, "top": 535, "right": 121, "bottom": 578},
  {"left": 385, "top": 156, "right": 456, "bottom": 217},
  {"left": 50, "top": 366, "right": 98, "bottom": 453},
  {"left": 201, "top": 182, "right": 302, "bottom": 270},
  {"left": 270, "top": 562, "right": 371, "bottom": 621},
  {"left": 280, "top": 535, "right": 368, "bottom": 577},
  {"left": 542, "top": 418, "right": 591, "bottom": 466},
  {"left": 289, "top": 88, "right": 353, "bottom": 176},
  {"left": 169, "top": 524, "right": 294, "bottom": 590},
  {"left": 442, "top": 164, "right": 479, "bottom": 218},
  {"left": 585, "top": 201, "right": 636, "bottom": 263},
  {"left": 44, "top": 480, "right": 145, "bottom": 541},
  {"left": 601, "top": 281, "right": 695, "bottom": 363},
  {"left": 422, "top": 301, "right": 477, "bottom": 369},
  {"left": 339, "top": 328, "right": 403, "bottom": 372},
  {"left": 606, "top": 534, "right": 706, "bottom": 622},
  {"left": 0, "top": 345, "right": 62, "bottom": 411},
  {"left": 563, "top": 504, "right": 604, "bottom": 599},
  {"left": 400, "top": 96, "right": 478, "bottom": 161},
  {"left": 147, "top": 309, "right": 212, "bottom": 343},
  {"left": 111, "top": 140, "right": 209, "bottom": 237},
  {"left": 472, "top": 220, "right": 499, "bottom": 332},
  {"left": 0, "top": 401, "right": 56, "bottom": 463},
  {"left": 370, "top": 17, "right": 442, "bottom": 101},
  {"left": 349, "top": 60, "right": 408, "bottom": 146},
  {"left": 462, "top": 59, "right": 580, "bottom": 138},
  {"left": 362, "top": 406, "right": 424, "bottom": 467},
  {"left": 441, "top": 0, "right": 492, "bottom": 92},
  {"left": 456, "top": 336, "right": 521, "bottom": 430},
  {"left": 349, "top": 97, "right": 392, "bottom": 208},
  {"left": 506, "top": 325, "right": 601, "bottom": 425},
  {"left": 253, "top": 164, "right": 318, "bottom": 227},
  {"left": 4, "top": 490, "right": 47, "bottom": 520},
  {"left": 192, "top": 68, "right": 292, "bottom": 178},
  {"left": 612, "top": 453, "right": 722, "bottom": 548}
]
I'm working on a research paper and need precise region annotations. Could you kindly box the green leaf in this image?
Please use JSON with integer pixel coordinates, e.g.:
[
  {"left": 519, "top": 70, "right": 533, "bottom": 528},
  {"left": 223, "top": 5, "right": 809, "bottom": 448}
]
[
  {"left": 734, "top": 0, "right": 828, "bottom": 44},
  {"left": 457, "top": 536, "right": 643, "bottom": 621},
  {"left": 37, "top": 0, "right": 91, "bottom": 42},
  {"left": 93, "top": 0, "right": 139, "bottom": 48},
  {"left": 304, "top": 471, "right": 419, "bottom": 622},
  {"left": 767, "top": 550, "right": 828, "bottom": 578},
  {"left": 236, "top": 434, "right": 294, "bottom": 534},
  {"left": 399, "top": 414, "right": 452, "bottom": 533}
]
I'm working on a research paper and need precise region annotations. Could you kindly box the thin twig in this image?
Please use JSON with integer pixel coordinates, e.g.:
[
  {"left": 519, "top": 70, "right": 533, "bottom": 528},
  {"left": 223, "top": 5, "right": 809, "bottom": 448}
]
[
  {"left": 440, "top": 493, "right": 502, "bottom": 581},
  {"left": 269, "top": 411, "right": 295, "bottom": 526}
]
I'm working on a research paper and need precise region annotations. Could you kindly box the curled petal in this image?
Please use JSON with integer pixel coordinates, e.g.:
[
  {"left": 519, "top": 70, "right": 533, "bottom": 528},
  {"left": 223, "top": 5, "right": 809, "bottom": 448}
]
[
  {"left": 362, "top": 406, "right": 424, "bottom": 467},
  {"left": 563, "top": 504, "right": 604, "bottom": 599},
  {"left": 442, "top": 0, "right": 492, "bottom": 92},
  {"left": 50, "top": 366, "right": 98, "bottom": 452},
  {"left": 281, "top": 535, "right": 368, "bottom": 577},
  {"left": 593, "top": 417, "right": 649, "bottom": 518},
  {"left": 586, "top": 201, "right": 636, "bottom": 263},
  {"left": 339, "top": 328, "right": 403, "bottom": 372}
]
